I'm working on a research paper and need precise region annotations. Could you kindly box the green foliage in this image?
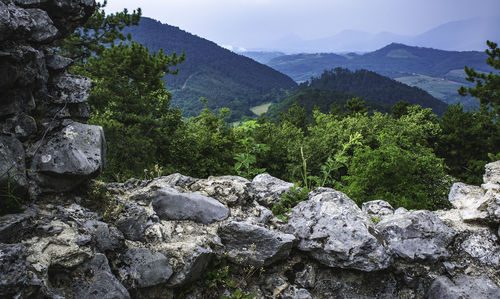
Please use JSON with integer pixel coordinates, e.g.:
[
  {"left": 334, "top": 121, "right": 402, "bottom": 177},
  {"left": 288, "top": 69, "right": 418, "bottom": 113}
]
[
  {"left": 370, "top": 216, "right": 381, "bottom": 225},
  {"left": 56, "top": 0, "right": 142, "bottom": 63},
  {"left": 345, "top": 97, "right": 368, "bottom": 116},
  {"left": 0, "top": 171, "right": 23, "bottom": 216},
  {"left": 297, "top": 68, "right": 447, "bottom": 115},
  {"left": 459, "top": 40, "right": 500, "bottom": 116},
  {"left": 123, "top": 17, "right": 297, "bottom": 121},
  {"left": 271, "top": 185, "right": 309, "bottom": 221},
  {"left": 76, "top": 41, "right": 184, "bottom": 180},
  {"left": 203, "top": 258, "right": 257, "bottom": 299},
  {"left": 436, "top": 103, "right": 500, "bottom": 184},
  {"left": 179, "top": 106, "right": 237, "bottom": 178},
  {"left": 234, "top": 121, "right": 270, "bottom": 179}
]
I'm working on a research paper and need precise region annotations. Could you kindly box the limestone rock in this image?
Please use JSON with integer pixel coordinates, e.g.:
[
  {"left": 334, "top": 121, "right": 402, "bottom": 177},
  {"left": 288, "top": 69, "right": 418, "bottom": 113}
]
[
  {"left": 362, "top": 200, "right": 395, "bottom": 217},
  {"left": 24, "top": 220, "right": 93, "bottom": 272},
  {"left": 0, "top": 207, "right": 36, "bottom": 243},
  {"left": 461, "top": 229, "right": 500, "bottom": 267},
  {"left": 115, "top": 202, "right": 150, "bottom": 241},
  {"left": 0, "top": 3, "right": 58, "bottom": 43},
  {"left": 118, "top": 247, "right": 173, "bottom": 289},
  {"left": 31, "top": 122, "right": 106, "bottom": 192},
  {"left": 0, "top": 135, "right": 27, "bottom": 194},
  {"left": 0, "top": 243, "right": 44, "bottom": 298},
  {"left": 166, "top": 245, "right": 213, "bottom": 287},
  {"left": 152, "top": 187, "right": 229, "bottom": 224},
  {"left": 428, "top": 275, "right": 500, "bottom": 299},
  {"left": 251, "top": 173, "right": 294, "bottom": 207},
  {"left": 376, "top": 210, "right": 455, "bottom": 261},
  {"left": 2, "top": 113, "right": 37, "bottom": 138},
  {"left": 218, "top": 220, "right": 295, "bottom": 267},
  {"left": 45, "top": 53, "right": 72, "bottom": 70},
  {"left": 190, "top": 175, "right": 253, "bottom": 206},
  {"left": 49, "top": 74, "right": 91, "bottom": 104},
  {"left": 56, "top": 254, "right": 130, "bottom": 299},
  {"left": 83, "top": 220, "right": 124, "bottom": 252},
  {"left": 448, "top": 182, "right": 488, "bottom": 221},
  {"left": 287, "top": 189, "right": 391, "bottom": 271},
  {"left": 483, "top": 161, "right": 500, "bottom": 223}
]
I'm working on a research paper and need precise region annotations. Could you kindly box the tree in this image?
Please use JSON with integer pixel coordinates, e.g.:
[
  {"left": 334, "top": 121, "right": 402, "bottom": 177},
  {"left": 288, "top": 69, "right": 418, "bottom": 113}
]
[
  {"left": 459, "top": 40, "right": 500, "bottom": 116},
  {"left": 77, "top": 42, "right": 184, "bottom": 180},
  {"left": 55, "top": 0, "right": 142, "bottom": 63},
  {"left": 344, "top": 97, "right": 368, "bottom": 116},
  {"left": 58, "top": 1, "right": 185, "bottom": 180},
  {"left": 391, "top": 101, "right": 410, "bottom": 118}
]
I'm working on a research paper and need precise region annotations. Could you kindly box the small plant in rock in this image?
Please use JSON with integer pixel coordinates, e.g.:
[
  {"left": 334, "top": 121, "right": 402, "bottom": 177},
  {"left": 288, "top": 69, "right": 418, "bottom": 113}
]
[
  {"left": 234, "top": 120, "right": 270, "bottom": 179},
  {"left": 370, "top": 216, "right": 381, "bottom": 225},
  {"left": 202, "top": 257, "right": 257, "bottom": 299},
  {"left": 143, "top": 163, "right": 164, "bottom": 180},
  {"left": 271, "top": 185, "right": 309, "bottom": 221},
  {"left": 0, "top": 169, "right": 24, "bottom": 215},
  {"left": 86, "top": 180, "right": 124, "bottom": 221}
]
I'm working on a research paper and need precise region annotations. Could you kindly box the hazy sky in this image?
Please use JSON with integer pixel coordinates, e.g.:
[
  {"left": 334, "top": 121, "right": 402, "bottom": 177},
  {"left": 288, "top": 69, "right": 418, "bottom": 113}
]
[{"left": 106, "top": 0, "right": 500, "bottom": 50}]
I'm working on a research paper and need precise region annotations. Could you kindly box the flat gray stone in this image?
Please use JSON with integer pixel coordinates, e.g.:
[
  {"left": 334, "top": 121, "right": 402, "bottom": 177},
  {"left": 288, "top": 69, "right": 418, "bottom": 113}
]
[
  {"left": 218, "top": 220, "right": 295, "bottom": 267},
  {"left": 251, "top": 173, "right": 294, "bottom": 207},
  {"left": 119, "top": 247, "right": 173, "bottom": 289},
  {"left": 377, "top": 210, "right": 456, "bottom": 261},
  {"left": 428, "top": 275, "right": 500, "bottom": 299},
  {"left": 152, "top": 187, "right": 229, "bottom": 224},
  {"left": 31, "top": 122, "right": 106, "bottom": 192}
]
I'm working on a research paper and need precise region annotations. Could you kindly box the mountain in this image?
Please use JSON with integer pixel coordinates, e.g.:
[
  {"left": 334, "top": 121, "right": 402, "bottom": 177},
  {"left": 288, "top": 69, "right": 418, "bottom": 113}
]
[
  {"left": 124, "top": 17, "right": 297, "bottom": 120},
  {"left": 411, "top": 16, "right": 500, "bottom": 51},
  {"left": 248, "top": 16, "right": 500, "bottom": 53},
  {"left": 237, "top": 51, "right": 285, "bottom": 64},
  {"left": 264, "top": 89, "right": 391, "bottom": 122},
  {"left": 265, "top": 68, "right": 446, "bottom": 120},
  {"left": 266, "top": 43, "right": 492, "bottom": 109}
]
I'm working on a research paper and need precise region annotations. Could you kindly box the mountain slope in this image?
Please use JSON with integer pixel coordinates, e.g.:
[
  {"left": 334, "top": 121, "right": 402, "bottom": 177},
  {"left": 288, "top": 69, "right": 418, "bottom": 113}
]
[
  {"left": 266, "top": 68, "right": 447, "bottom": 119},
  {"left": 124, "top": 17, "right": 297, "bottom": 120},
  {"left": 265, "top": 89, "right": 391, "bottom": 122},
  {"left": 267, "top": 43, "right": 491, "bottom": 109}
]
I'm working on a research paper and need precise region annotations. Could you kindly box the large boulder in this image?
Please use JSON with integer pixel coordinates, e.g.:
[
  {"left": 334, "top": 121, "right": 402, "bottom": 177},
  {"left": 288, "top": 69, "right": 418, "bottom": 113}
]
[
  {"left": 0, "top": 135, "right": 27, "bottom": 195},
  {"left": 152, "top": 187, "right": 229, "bottom": 224},
  {"left": 362, "top": 200, "right": 395, "bottom": 218},
  {"left": 428, "top": 275, "right": 500, "bottom": 299},
  {"left": 251, "top": 173, "right": 294, "bottom": 207},
  {"left": 118, "top": 247, "right": 173, "bottom": 289},
  {"left": 218, "top": 220, "right": 295, "bottom": 267},
  {"left": 483, "top": 161, "right": 500, "bottom": 223},
  {"left": 31, "top": 122, "right": 106, "bottom": 192},
  {"left": 83, "top": 220, "right": 124, "bottom": 252},
  {"left": 376, "top": 210, "right": 456, "bottom": 261},
  {"left": 190, "top": 175, "right": 253, "bottom": 206},
  {"left": 448, "top": 182, "right": 488, "bottom": 221},
  {"left": 49, "top": 73, "right": 91, "bottom": 104},
  {"left": 287, "top": 188, "right": 391, "bottom": 271},
  {"left": 54, "top": 254, "right": 130, "bottom": 299},
  {"left": 0, "top": 3, "right": 58, "bottom": 43}
]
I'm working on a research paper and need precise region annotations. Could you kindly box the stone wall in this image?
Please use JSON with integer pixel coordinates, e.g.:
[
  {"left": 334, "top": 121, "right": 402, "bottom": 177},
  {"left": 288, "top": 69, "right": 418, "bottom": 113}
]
[
  {"left": 0, "top": 0, "right": 104, "bottom": 199},
  {"left": 1, "top": 162, "right": 499, "bottom": 298}
]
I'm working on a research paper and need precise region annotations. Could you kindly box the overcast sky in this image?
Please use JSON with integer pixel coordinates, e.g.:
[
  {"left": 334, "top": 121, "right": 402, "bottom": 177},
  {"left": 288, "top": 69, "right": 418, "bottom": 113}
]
[{"left": 106, "top": 0, "right": 500, "bottom": 50}]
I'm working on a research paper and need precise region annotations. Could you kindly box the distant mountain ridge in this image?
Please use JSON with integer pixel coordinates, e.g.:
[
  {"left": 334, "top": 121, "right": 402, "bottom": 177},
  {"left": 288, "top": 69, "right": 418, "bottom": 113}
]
[
  {"left": 124, "top": 17, "right": 297, "bottom": 120},
  {"left": 265, "top": 43, "right": 492, "bottom": 109},
  {"left": 240, "top": 16, "right": 500, "bottom": 53},
  {"left": 265, "top": 68, "right": 447, "bottom": 121}
]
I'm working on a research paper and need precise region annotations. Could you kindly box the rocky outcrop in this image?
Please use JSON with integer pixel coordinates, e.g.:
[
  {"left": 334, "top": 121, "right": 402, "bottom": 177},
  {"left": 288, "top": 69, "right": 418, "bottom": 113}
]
[
  {"left": 0, "top": 166, "right": 500, "bottom": 298},
  {"left": 287, "top": 188, "right": 392, "bottom": 271},
  {"left": 0, "top": 0, "right": 102, "bottom": 201}
]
